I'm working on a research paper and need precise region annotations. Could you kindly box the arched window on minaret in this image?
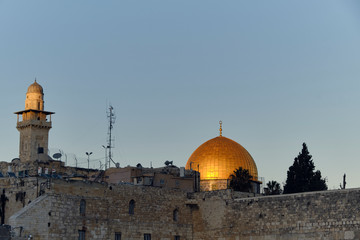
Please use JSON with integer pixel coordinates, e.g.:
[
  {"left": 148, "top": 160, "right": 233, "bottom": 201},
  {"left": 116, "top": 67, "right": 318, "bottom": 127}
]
[
  {"left": 173, "top": 208, "right": 179, "bottom": 222},
  {"left": 80, "top": 199, "right": 86, "bottom": 216},
  {"left": 129, "top": 199, "right": 135, "bottom": 215}
]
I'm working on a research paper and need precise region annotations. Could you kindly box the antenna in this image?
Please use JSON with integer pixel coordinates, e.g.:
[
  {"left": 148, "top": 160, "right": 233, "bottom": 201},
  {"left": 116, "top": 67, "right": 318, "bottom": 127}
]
[
  {"left": 52, "top": 153, "right": 62, "bottom": 160},
  {"left": 106, "top": 105, "right": 116, "bottom": 168}
]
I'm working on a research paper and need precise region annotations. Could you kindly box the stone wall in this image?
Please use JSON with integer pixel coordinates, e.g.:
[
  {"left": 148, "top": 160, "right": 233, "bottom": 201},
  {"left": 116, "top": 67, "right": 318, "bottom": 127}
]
[
  {"left": 9, "top": 195, "right": 51, "bottom": 239},
  {"left": 0, "top": 177, "right": 50, "bottom": 225},
  {"left": 200, "top": 179, "right": 228, "bottom": 191},
  {"left": 7, "top": 177, "right": 360, "bottom": 240},
  {"left": 0, "top": 159, "right": 100, "bottom": 179},
  {"left": 10, "top": 179, "right": 193, "bottom": 239},
  {"left": 190, "top": 188, "right": 360, "bottom": 240},
  {"left": 0, "top": 225, "right": 11, "bottom": 240}
]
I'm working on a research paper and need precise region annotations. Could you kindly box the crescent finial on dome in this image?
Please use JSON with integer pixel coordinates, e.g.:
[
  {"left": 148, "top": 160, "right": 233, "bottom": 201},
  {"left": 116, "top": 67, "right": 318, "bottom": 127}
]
[{"left": 219, "top": 120, "right": 222, "bottom": 136}]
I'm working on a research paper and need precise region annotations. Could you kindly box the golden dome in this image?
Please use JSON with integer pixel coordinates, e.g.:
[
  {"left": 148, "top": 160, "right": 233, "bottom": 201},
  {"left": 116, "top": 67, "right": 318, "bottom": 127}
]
[
  {"left": 185, "top": 136, "right": 258, "bottom": 181},
  {"left": 27, "top": 80, "right": 43, "bottom": 94}
]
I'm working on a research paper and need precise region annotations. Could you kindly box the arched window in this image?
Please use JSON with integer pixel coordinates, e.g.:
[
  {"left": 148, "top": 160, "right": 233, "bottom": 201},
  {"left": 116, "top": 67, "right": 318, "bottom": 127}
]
[
  {"left": 173, "top": 208, "right": 179, "bottom": 222},
  {"left": 129, "top": 199, "right": 135, "bottom": 215},
  {"left": 80, "top": 199, "right": 86, "bottom": 216}
]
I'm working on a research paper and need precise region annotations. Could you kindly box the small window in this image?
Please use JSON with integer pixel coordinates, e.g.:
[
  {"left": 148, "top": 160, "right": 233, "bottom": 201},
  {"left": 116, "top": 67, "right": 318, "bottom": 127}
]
[
  {"left": 129, "top": 199, "right": 135, "bottom": 215},
  {"left": 173, "top": 209, "right": 179, "bottom": 222},
  {"left": 115, "top": 232, "right": 121, "bottom": 240},
  {"left": 144, "top": 234, "right": 151, "bottom": 240},
  {"left": 174, "top": 236, "right": 180, "bottom": 240},
  {"left": 80, "top": 199, "right": 86, "bottom": 216},
  {"left": 38, "top": 147, "right": 44, "bottom": 154},
  {"left": 78, "top": 230, "right": 85, "bottom": 240}
]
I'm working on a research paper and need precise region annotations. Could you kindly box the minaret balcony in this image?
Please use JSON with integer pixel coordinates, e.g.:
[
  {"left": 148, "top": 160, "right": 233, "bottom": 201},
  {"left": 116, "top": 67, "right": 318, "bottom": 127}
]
[{"left": 17, "top": 120, "right": 52, "bottom": 129}]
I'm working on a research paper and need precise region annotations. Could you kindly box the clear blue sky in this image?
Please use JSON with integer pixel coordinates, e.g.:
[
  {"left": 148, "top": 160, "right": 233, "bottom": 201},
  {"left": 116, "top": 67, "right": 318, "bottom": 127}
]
[{"left": 1, "top": 1, "right": 360, "bottom": 189}]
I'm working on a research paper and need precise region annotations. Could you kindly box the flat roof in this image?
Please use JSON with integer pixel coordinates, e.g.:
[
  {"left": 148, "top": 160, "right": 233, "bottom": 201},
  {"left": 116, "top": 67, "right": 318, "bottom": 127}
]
[{"left": 14, "top": 109, "right": 55, "bottom": 115}]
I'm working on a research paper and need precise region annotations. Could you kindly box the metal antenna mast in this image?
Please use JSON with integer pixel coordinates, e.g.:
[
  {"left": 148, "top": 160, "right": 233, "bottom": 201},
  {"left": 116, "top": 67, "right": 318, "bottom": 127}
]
[{"left": 107, "top": 105, "right": 116, "bottom": 168}]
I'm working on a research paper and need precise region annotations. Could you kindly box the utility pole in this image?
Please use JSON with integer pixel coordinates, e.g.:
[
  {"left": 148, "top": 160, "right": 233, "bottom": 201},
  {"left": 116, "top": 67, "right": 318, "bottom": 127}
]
[
  {"left": 86, "top": 152, "right": 93, "bottom": 174},
  {"left": 340, "top": 173, "right": 346, "bottom": 189}
]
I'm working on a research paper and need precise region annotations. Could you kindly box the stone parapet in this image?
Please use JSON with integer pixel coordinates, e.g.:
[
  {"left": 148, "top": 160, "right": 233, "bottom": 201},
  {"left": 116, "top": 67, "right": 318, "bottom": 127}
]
[{"left": 16, "top": 120, "right": 51, "bottom": 129}]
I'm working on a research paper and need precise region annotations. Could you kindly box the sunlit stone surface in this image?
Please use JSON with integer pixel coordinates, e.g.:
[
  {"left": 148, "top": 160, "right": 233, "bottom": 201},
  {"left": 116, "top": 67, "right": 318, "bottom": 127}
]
[{"left": 186, "top": 135, "right": 258, "bottom": 190}]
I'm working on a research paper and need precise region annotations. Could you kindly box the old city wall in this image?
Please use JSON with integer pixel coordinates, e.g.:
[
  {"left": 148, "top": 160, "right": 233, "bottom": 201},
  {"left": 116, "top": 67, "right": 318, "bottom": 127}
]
[
  {"left": 191, "top": 188, "right": 360, "bottom": 240},
  {"left": 7, "top": 177, "right": 360, "bottom": 240},
  {"left": 9, "top": 195, "right": 51, "bottom": 239},
  {"left": 0, "top": 177, "right": 50, "bottom": 225},
  {"left": 10, "top": 179, "right": 193, "bottom": 240}
]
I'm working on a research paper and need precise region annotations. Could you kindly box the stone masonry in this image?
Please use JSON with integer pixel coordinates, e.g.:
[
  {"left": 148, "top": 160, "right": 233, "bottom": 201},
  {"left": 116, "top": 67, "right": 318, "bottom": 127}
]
[
  {"left": 190, "top": 188, "right": 360, "bottom": 240},
  {"left": 9, "top": 179, "right": 193, "bottom": 239},
  {"left": 7, "top": 178, "right": 360, "bottom": 240}
]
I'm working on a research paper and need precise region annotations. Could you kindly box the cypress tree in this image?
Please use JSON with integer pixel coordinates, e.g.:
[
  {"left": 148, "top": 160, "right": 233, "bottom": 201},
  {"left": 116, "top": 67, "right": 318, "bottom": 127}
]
[{"left": 283, "top": 143, "right": 327, "bottom": 194}]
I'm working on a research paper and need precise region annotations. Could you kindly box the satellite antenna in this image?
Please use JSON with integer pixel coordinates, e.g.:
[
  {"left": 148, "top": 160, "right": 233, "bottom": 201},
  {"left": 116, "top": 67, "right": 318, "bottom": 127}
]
[
  {"left": 53, "top": 153, "right": 62, "bottom": 160},
  {"left": 165, "top": 160, "right": 173, "bottom": 166}
]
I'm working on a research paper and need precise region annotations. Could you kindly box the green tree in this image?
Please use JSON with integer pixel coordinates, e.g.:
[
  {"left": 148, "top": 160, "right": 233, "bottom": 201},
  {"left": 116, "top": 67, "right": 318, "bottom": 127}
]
[
  {"left": 229, "top": 167, "right": 253, "bottom": 192},
  {"left": 283, "top": 143, "right": 327, "bottom": 194},
  {"left": 265, "top": 181, "right": 282, "bottom": 195}
]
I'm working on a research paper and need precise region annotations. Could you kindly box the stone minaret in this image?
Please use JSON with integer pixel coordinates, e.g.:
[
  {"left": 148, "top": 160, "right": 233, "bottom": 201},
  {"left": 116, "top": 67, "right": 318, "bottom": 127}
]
[{"left": 14, "top": 80, "right": 54, "bottom": 162}]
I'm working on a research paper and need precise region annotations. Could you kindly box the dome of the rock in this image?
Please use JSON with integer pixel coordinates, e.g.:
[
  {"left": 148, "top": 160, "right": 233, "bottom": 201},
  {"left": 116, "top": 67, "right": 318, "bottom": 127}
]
[{"left": 185, "top": 135, "right": 258, "bottom": 182}]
